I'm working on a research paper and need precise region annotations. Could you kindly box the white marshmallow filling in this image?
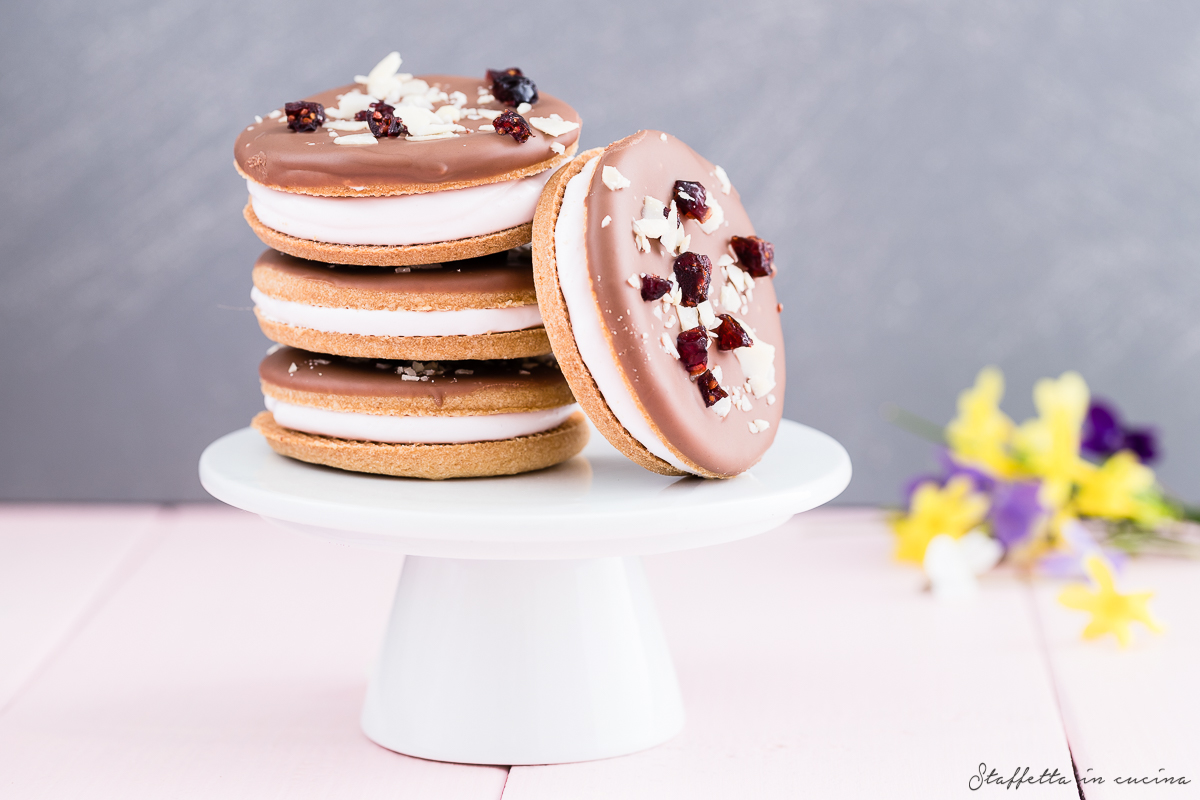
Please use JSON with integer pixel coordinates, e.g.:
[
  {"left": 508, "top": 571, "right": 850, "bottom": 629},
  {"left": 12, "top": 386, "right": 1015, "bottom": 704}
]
[
  {"left": 247, "top": 171, "right": 553, "bottom": 247},
  {"left": 265, "top": 396, "right": 578, "bottom": 444},
  {"left": 251, "top": 288, "right": 543, "bottom": 338},
  {"left": 554, "top": 157, "right": 695, "bottom": 474}
]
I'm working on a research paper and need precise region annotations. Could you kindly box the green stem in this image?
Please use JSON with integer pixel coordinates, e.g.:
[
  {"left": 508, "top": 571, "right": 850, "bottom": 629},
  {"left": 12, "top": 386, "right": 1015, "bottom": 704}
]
[
  {"left": 880, "top": 403, "right": 947, "bottom": 445},
  {"left": 1165, "top": 495, "right": 1200, "bottom": 524}
]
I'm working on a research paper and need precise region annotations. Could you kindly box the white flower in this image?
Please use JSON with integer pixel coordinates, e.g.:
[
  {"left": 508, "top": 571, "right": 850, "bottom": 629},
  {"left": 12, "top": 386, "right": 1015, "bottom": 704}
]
[{"left": 923, "top": 529, "right": 1002, "bottom": 601}]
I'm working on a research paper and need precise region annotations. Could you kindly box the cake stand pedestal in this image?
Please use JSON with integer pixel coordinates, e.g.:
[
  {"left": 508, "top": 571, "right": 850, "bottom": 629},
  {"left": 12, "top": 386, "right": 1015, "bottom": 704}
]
[{"left": 199, "top": 420, "right": 850, "bottom": 765}]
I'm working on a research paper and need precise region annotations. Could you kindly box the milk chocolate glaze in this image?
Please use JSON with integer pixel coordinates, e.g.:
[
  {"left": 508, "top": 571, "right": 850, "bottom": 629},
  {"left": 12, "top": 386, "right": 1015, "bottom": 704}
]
[
  {"left": 235, "top": 76, "right": 581, "bottom": 195},
  {"left": 582, "top": 132, "right": 786, "bottom": 475},
  {"left": 260, "top": 346, "right": 568, "bottom": 402},
  {"left": 254, "top": 248, "right": 535, "bottom": 299}
]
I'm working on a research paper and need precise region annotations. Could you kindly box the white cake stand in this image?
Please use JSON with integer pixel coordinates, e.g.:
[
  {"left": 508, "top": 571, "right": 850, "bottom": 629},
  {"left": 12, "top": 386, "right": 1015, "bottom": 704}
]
[{"left": 199, "top": 419, "right": 850, "bottom": 765}]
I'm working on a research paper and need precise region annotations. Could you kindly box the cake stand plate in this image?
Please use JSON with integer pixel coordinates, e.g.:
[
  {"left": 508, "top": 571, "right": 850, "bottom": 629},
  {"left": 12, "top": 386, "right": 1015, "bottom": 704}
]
[{"left": 199, "top": 420, "right": 851, "bottom": 765}]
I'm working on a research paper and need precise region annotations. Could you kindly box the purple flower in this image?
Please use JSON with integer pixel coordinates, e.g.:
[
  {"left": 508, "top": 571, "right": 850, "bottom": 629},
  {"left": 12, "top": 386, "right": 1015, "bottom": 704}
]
[
  {"left": 901, "top": 449, "right": 996, "bottom": 503},
  {"left": 937, "top": 449, "right": 997, "bottom": 494},
  {"left": 1121, "top": 430, "right": 1158, "bottom": 464},
  {"left": 988, "top": 481, "right": 1043, "bottom": 550},
  {"left": 1082, "top": 399, "right": 1159, "bottom": 464},
  {"left": 1036, "top": 520, "right": 1127, "bottom": 579}
]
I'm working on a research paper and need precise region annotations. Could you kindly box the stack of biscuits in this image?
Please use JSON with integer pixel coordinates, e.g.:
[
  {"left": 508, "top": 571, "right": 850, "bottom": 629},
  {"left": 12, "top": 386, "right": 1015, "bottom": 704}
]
[
  {"left": 235, "top": 52, "right": 788, "bottom": 481},
  {"left": 234, "top": 53, "right": 589, "bottom": 479}
]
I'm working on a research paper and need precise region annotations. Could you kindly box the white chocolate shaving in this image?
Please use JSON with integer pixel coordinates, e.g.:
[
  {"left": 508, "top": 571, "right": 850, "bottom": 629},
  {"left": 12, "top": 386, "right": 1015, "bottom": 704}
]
[
  {"left": 660, "top": 333, "right": 680, "bottom": 359},
  {"left": 394, "top": 106, "right": 465, "bottom": 138},
  {"left": 407, "top": 131, "right": 459, "bottom": 141},
  {"left": 324, "top": 119, "right": 369, "bottom": 131},
  {"left": 601, "top": 215, "right": 611, "bottom": 227},
  {"left": 631, "top": 197, "right": 689, "bottom": 256},
  {"left": 325, "top": 90, "right": 375, "bottom": 120},
  {"left": 364, "top": 52, "right": 404, "bottom": 100},
  {"left": 714, "top": 165, "right": 732, "bottom": 194},
  {"left": 529, "top": 114, "right": 580, "bottom": 137},
  {"left": 725, "top": 263, "right": 747, "bottom": 291},
  {"left": 719, "top": 282, "right": 741, "bottom": 312},
  {"left": 699, "top": 196, "right": 724, "bottom": 234},
  {"left": 712, "top": 396, "right": 732, "bottom": 418},
  {"left": 550, "top": 141, "right": 566, "bottom": 155},
  {"left": 602, "top": 166, "right": 631, "bottom": 191},
  {"left": 332, "top": 133, "right": 378, "bottom": 146},
  {"left": 733, "top": 321, "right": 776, "bottom": 398}
]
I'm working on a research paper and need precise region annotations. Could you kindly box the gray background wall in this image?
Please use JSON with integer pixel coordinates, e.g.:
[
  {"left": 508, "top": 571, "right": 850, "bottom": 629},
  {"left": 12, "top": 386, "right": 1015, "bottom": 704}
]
[{"left": 2, "top": 0, "right": 1198, "bottom": 504}]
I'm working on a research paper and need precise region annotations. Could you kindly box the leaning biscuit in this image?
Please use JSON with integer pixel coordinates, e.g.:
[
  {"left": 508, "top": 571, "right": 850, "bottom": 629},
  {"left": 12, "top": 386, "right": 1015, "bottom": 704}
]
[
  {"left": 251, "top": 248, "right": 551, "bottom": 360},
  {"left": 531, "top": 131, "right": 786, "bottom": 478},
  {"left": 255, "top": 346, "right": 585, "bottom": 479},
  {"left": 235, "top": 54, "right": 582, "bottom": 262}
]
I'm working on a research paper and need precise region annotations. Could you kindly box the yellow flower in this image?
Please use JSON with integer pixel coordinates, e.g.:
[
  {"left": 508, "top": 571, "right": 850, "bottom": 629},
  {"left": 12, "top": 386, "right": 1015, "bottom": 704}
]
[
  {"left": 1074, "top": 451, "right": 1166, "bottom": 526},
  {"left": 1058, "top": 554, "right": 1163, "bottom": 647},
  {"left": 1014, "top": 371, "right": 1090, "bottom": 508},
  {"left": 893, "top": 476, "right": 991, "bottom": 564},
  {"left": 946, "top": 367, "right": 1018, "bottom": 476}
]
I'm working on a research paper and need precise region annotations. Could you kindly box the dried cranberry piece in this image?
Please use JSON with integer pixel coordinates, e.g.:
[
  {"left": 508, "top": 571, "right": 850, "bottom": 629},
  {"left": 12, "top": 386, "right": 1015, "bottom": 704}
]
[
  {"left": 731, "top": 235, "right": 775, "bottom": 278},
  {"left": 676, "top": 327, "right": 709, "bottom": 376},
  {"left": 493, "top": 109, "right": 532, "bottom": 143},
  {"left": 366, "top": 101, "right": 408, "bottom": 138},
  {"left": 640, "top": 274, "right": 672, "bottom": 301},
  {"left": 284, "top": 101, "right": 324, "bottom": 132},
  {"left": 696, "top": 370, "right": 728, "bottom": 408},
  {"left": 488, "top": 68, "right": 539, "bottom": 106},
  {"left": 714, "top": 314, "right": 753, "bottom": 350},
  {"left": 673, "top": 252, "right": 712, "bottom": 307},
  {"left": 487, "top": 67, "right": 523, "bottom": 83},
  {"left": 673, "top": 180, "right": 711, "bottom": 222}
]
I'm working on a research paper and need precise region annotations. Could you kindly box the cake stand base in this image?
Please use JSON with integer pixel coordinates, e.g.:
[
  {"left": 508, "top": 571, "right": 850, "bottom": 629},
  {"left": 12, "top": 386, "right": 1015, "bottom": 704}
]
[
  {"left": 201, "top": 419, "right": 851, "bottom": 765},
  {"left": 359, "top": 555, "right": 682, "bottom": 765}
]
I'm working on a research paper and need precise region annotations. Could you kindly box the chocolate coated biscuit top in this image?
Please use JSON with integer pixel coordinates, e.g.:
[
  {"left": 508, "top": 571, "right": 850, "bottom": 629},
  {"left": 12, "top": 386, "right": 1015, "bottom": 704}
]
[
  {"left": 235, "top": 75, "right": 581, "bottom": 196},
  {"left": 581, "top": 131, "right": 786, "bottom": 475},
  {"left": 260, "top": 347, "right": 568, "bottom": 402}
]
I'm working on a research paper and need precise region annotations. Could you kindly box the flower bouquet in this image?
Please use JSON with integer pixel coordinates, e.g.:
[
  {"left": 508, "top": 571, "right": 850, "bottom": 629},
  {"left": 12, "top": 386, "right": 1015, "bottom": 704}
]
[{"left": 889, "top": 368, "right": 1199, "bottom": 645}]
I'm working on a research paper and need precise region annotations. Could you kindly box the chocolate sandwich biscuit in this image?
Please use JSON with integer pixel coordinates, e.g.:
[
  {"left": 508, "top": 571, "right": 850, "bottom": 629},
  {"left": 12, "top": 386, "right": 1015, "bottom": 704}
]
[
  {"left": 253, "top": 347, "right": 587, "bottom": 479},
  {"left": 235, "top": 53, "right": 582, "bottom": 266},
  {"left": 532, "top": 132, "right": 785, "bottom": 478},
  {"left": 252, "top": 248, "right": 551, "bottom": 361}
]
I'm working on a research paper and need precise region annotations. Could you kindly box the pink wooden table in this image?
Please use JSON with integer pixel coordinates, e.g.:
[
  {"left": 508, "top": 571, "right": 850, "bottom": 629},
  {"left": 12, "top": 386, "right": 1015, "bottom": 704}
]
[{"left": 0, "top": 505, "right": 1196, "bottom": 798}]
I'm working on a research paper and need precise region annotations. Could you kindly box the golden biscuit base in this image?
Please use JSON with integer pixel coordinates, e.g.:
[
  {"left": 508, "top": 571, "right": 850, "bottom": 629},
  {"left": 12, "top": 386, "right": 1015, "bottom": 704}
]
[
  {"left": 234, "top": 143, "right": 577, "bottom": 198},
  {"left": 532, "top": 152, "right": 712, "bottom": 478},
  {"left": 252, "top": 261, "right": 538, "bottom": 312},
  {"left": 245, "top": 203, "right": 532, "bottom": 267},
  {"left": 255, "top": 313, "right": 552, "bottom": 361},
  {"left": 252, "top": 410, "right": 589, "bottom": 479}
]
